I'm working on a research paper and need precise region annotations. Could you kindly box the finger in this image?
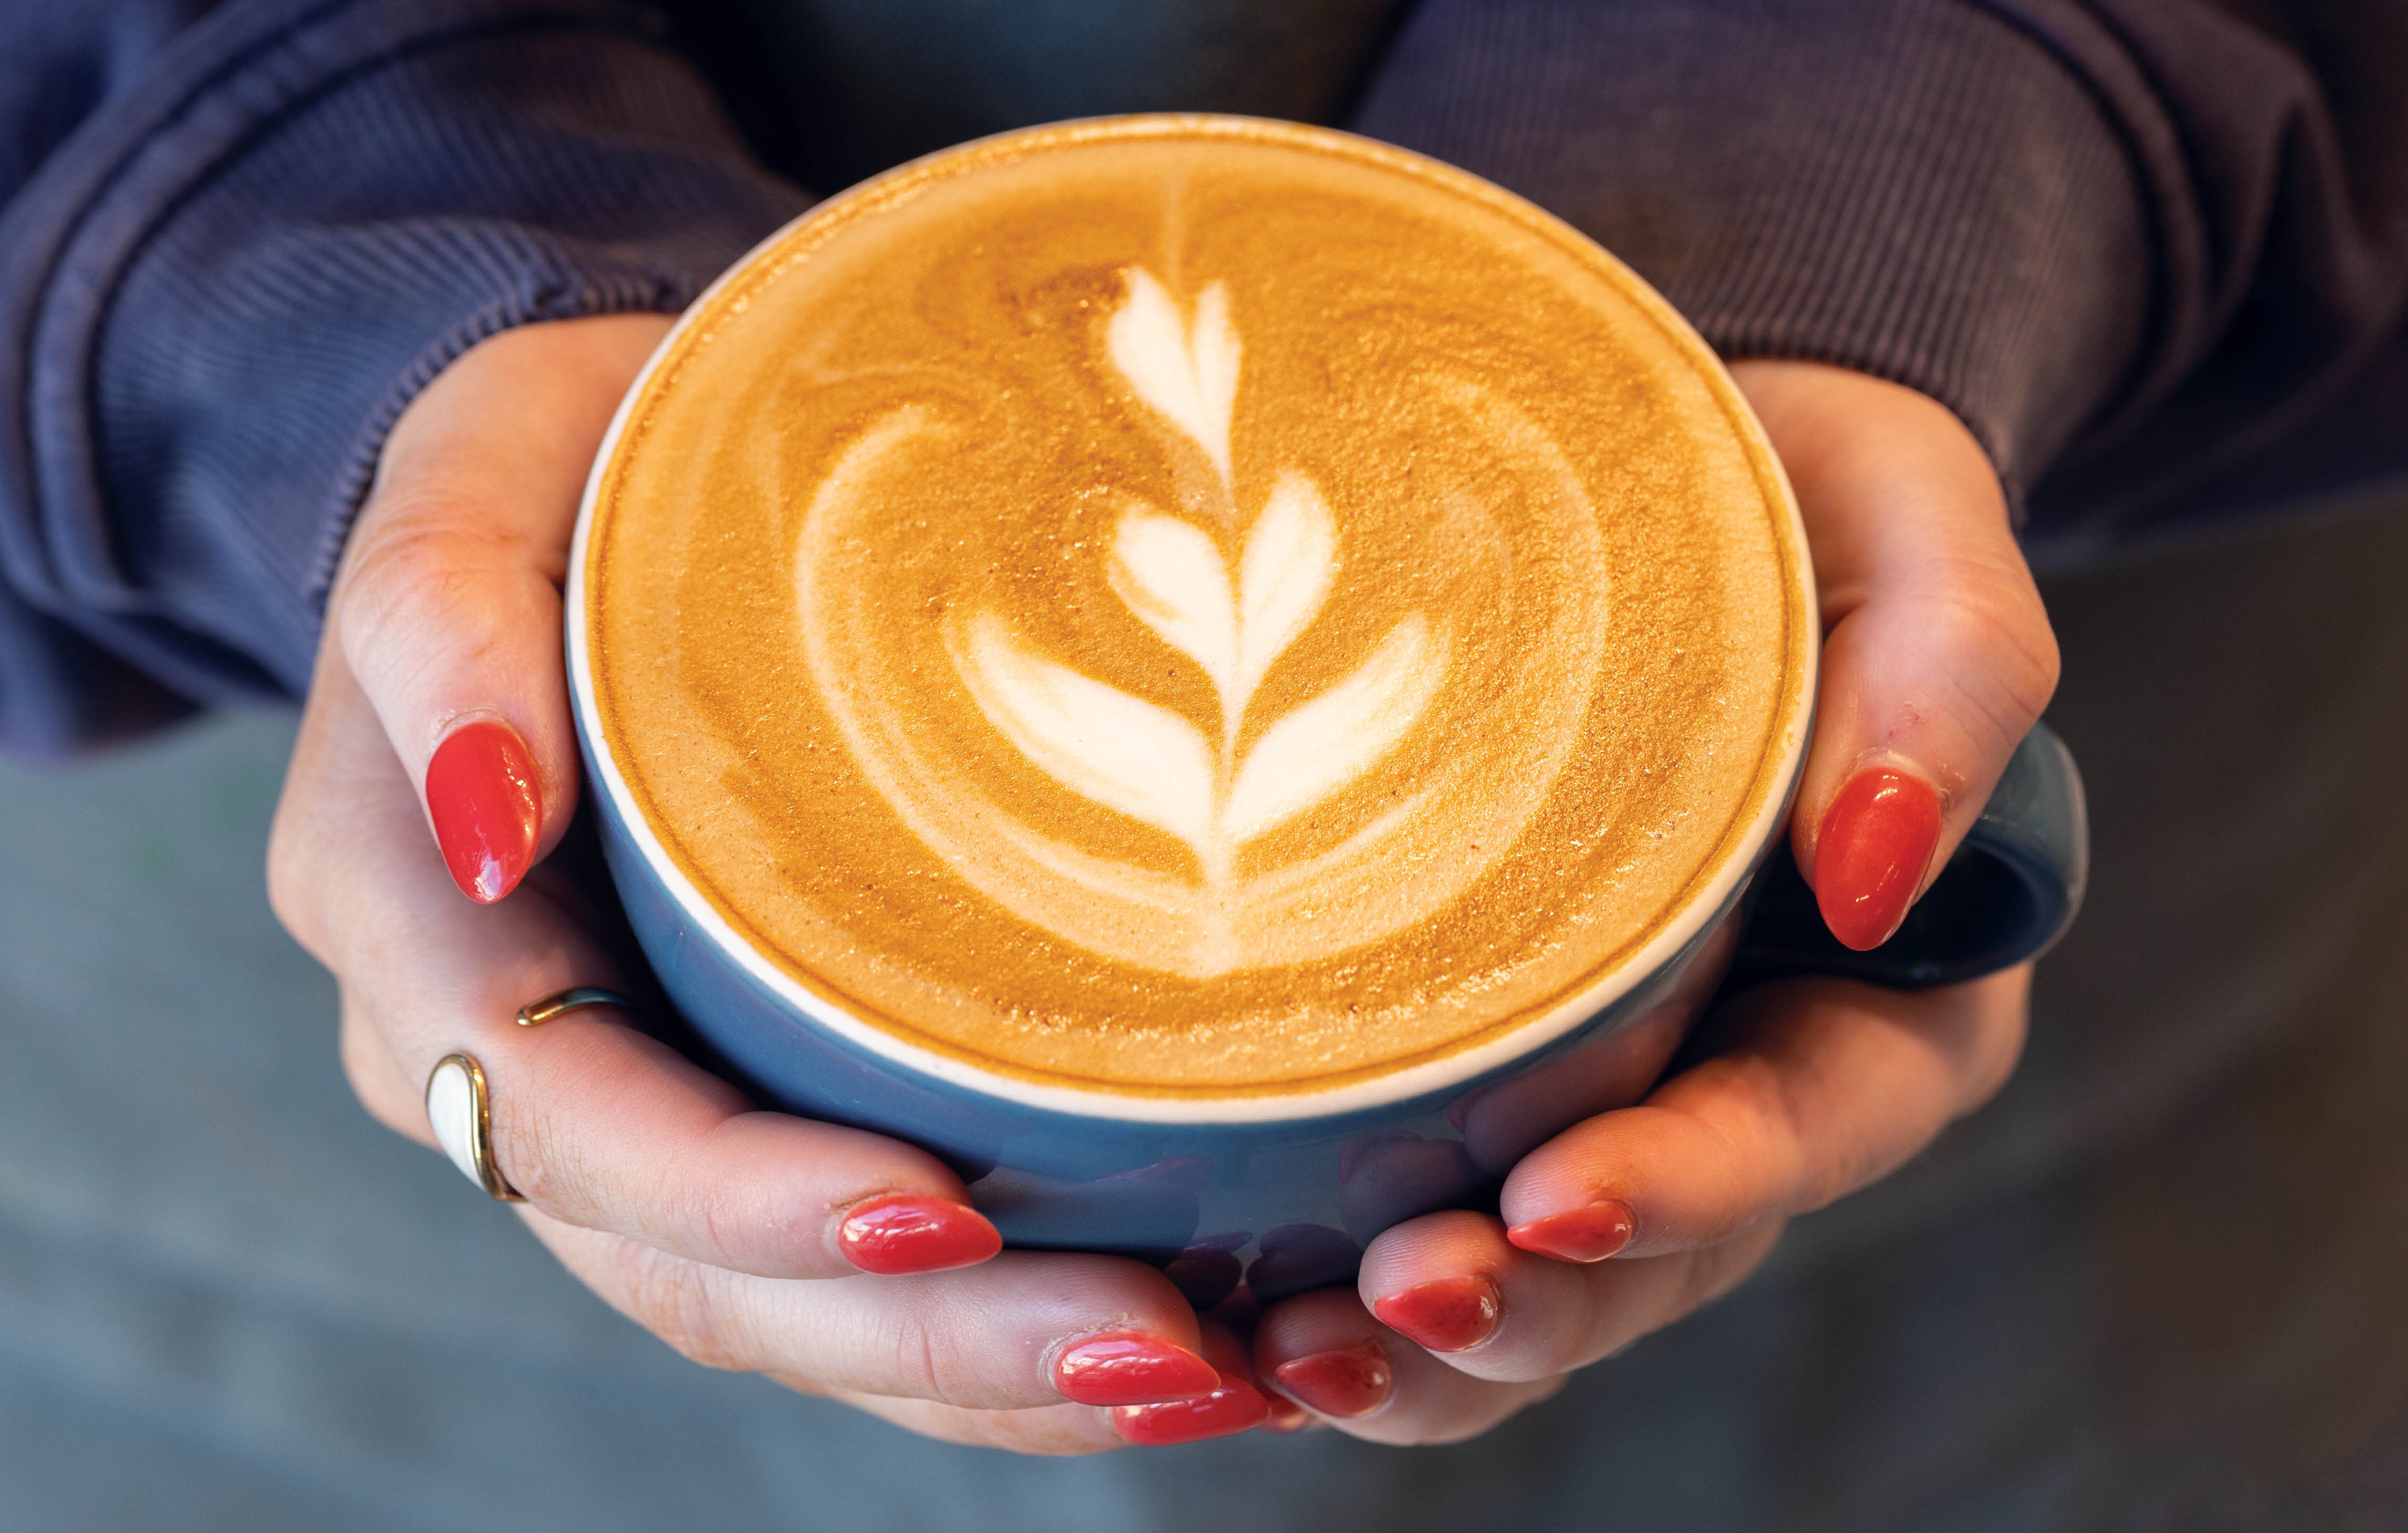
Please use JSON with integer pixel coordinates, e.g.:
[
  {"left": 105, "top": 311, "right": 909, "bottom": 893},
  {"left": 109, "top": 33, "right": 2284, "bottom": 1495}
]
[
  {"left": 807, "top": 1387, "right": 1124, "bottom": 1456},
  {"left": 333, "top": 314, "right": 672, "bottom": 903},
  {"left": 817, "top": 1336, "right": 1272, "bottom": 1452},
  {"left": 282, "top": 660, "right": 1000, "bottom": 1281},
  {"left": 534, "top": 1222, "right": 1232, "bottom": 1415},
  {"left": 1254, "top": 1287, "right": 1565, "bottom": 1445},
  {"left": 1730, "top": 361, "right": 2060, "bottom": 950},
  {"left": 1499, "top": 970, "right": 2029, "bottom": 1264},
  {"left": 1105, "top": 1320, "right": 1274, "bottom": 1446},
  {"left": 1355, "top": 1210, "right": 1782, "bottom": 1383}
]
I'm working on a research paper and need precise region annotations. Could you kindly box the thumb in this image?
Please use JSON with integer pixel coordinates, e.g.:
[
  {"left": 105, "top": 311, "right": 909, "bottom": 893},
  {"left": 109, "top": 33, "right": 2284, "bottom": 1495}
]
[
  {"left": 1730, "top": 361, "right": 2060, "bottom": 952},
  {"left": 330, "top": 314, "right": 675, "bottom": 903}
]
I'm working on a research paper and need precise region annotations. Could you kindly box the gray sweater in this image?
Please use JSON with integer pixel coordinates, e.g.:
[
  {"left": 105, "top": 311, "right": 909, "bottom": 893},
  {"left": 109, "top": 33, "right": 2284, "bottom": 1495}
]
[{"left": 0, "top": 0, "right": 2400, "bottom": 752}]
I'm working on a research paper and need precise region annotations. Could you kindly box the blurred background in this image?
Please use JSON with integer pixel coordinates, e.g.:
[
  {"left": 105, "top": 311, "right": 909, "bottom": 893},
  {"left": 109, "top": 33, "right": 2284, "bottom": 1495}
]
[{"left": 6, "top": 485, "right": 2405, "bottom": 1531}]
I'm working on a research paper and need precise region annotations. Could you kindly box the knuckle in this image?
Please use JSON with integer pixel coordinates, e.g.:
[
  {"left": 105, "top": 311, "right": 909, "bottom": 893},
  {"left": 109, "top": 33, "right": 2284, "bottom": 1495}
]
[
  {"left": 1923, "top": 574, "right": 2060, "bottom": 748},
  {"left": 495, "top": 1095, "right": 585, "bottom": 1211},
  {"left": 650, "top": 1154, "right": 751, "bottom": 1272},
  {"left": 608, "top": 1243, "right": 744, "bottom": 1371},
  {"left": 338, "top": 518, "right": 462, "bottom": 639},
  {"left": 875, "top": 1311, "right": 987, "bottom": 1406},
  {"left": 1677, "top": 1052, "right": 1816, "bottom": 1220},
  {"left": 335, "top": 513, "right": 536, "bottom": 684}
]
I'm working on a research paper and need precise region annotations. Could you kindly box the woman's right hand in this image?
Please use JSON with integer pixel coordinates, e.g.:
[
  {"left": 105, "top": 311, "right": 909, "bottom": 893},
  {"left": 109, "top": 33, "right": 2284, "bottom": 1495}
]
[{"left": 266, "top": 315, "right": 1270, "bottom": 1454}]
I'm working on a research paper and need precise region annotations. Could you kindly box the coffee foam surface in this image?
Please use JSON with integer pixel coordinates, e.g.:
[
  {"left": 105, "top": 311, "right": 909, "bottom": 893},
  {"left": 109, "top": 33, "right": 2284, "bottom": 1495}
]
[{"left": 585, "top": 118, "right": 1810, "bottom": 1098}]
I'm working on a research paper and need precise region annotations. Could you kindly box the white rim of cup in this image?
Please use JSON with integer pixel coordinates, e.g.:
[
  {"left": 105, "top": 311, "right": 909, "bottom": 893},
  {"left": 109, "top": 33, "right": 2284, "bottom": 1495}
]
[{"left": 564, "top": 115, "right": 1817, "bottom": 1126}]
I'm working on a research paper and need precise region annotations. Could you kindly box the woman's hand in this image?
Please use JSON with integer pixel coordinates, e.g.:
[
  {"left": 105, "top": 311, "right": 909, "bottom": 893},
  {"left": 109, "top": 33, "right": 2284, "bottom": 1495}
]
[
  {"left": 1250, "top": 362, "right": 2058, "bottom": 1441},
  {"left": 267, "top": 316, "right": 1269, "bottom": 1453}
]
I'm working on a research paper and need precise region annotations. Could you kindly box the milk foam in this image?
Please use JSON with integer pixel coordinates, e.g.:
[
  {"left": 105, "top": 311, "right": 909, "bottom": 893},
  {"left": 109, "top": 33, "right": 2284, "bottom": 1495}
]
[
  {"left": 797, "top": 269, "right": 1508, "bottom": 977},
  {"left": 585, "top": 119, "right": 1808, "bottom": 1095}
]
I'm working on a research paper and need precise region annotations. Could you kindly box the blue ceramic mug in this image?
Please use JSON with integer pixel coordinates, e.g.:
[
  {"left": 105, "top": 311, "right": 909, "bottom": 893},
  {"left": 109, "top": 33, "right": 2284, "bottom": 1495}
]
[{"left": 565, "top": 119, "right": 2087, "bottom": 1303}]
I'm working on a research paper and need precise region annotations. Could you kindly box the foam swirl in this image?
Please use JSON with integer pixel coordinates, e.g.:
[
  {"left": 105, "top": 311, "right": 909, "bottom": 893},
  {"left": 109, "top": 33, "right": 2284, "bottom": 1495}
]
[
  {"left": 585, "top": 119, "right": 1805, "bottom": 1095},
  {"left": 795, "top": 270, "right": 1597, "bottom": 977}
]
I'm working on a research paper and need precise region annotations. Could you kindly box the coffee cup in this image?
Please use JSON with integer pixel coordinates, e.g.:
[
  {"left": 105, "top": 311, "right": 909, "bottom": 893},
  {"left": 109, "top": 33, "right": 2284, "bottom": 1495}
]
[{"left": 566, "top": 115, "right": 2084, "bottom": 1296}]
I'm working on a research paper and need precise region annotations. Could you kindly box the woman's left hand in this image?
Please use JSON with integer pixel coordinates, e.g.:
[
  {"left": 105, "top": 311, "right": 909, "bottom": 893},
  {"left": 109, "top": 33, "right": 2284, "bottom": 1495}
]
[
  {"left": 1249, "top": 362, "right": 2055, "bottom": 1439},
  {"left": 1253, "top": 967, "right": 2030, "bottom": 1437}
]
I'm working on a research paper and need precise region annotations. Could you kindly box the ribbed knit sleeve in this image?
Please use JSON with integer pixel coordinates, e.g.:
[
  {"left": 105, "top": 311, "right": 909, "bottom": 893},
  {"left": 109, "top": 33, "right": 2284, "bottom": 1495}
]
[
  {"left": 0, "top": 0, "right": 808, "bottom": 754},
  {"left": 1350, "top": 0, "right": 2155, "bottom": 510}
]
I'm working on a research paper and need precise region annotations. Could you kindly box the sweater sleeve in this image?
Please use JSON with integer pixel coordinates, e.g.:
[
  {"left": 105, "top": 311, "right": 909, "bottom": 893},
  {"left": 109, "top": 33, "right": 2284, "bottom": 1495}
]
[
  {"left": 0, "top": 0, "right": 809, "bottom": 756},
  {"left": 1349, "top": 0, "right": 2408, "bottom": 557},
  {"left": 1347, "top": 0, "right": 2156, "bottom": 512}
]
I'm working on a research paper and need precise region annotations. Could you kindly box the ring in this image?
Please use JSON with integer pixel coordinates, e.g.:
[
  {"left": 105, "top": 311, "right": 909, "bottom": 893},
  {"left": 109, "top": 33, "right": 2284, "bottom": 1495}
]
[
  {"left": 425, "top": 990, "right": 640, "bottom": 1201},
  {"left": 516, "top": 986, "right": 639, "bottom": 1028},
  {"left": 425, "top": 1053, "right": 523, "bottom": 1202}
]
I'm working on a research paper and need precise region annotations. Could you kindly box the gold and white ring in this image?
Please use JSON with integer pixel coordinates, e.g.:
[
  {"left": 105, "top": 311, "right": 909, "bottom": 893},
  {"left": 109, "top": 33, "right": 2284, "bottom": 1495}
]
[
  {"left": 515, "top": 985, "right": 638, "bottom": 1028},
  {"left": 426, "top": 989, "right": 641, "bottom": 1200},
  {"left": 425, "top": 1052, "right": 520, "bottom": 1201}
]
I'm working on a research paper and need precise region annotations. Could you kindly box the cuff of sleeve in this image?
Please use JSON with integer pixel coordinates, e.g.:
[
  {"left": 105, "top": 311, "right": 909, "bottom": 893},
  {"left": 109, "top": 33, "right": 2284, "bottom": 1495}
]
[
  {"left": 0, "top": 0, "right": 810, "bottom": 717},
  {"left": 1350, "top": 0, "right": 2154, "bottom": 507}
]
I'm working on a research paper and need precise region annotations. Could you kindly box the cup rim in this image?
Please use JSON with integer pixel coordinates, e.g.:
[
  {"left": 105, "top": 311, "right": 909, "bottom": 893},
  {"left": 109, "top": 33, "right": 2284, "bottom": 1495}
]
[{"left": 566, "top": 113, "right": 1817, "bottom": 1125}]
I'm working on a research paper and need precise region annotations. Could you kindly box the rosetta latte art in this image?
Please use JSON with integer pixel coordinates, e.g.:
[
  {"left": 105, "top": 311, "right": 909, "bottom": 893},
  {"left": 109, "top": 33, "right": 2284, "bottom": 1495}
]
[
  {"left": 957, "top": 272, "right": 1446, "bottom": 902},
  {"left": 796, "top": 269, "right": 1609, "bottom": 978},
  {"left": 592, "top": 119, "right": 1805, "bottom": 1089}
]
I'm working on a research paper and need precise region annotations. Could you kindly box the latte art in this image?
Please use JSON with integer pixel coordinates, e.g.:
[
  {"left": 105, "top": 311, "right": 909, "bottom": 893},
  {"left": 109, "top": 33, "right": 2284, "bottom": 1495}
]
[
  {"left": 584, "top": 119, "right": 1812, "bottom": 1097},
  {"left": 799, "top": 266, "right": 1601, "bottom": 980}
]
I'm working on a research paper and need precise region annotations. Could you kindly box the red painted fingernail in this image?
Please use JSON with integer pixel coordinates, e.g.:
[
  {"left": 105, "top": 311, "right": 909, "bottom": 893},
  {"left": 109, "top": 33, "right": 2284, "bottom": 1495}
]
[
  {"left": 1111, "top": 1370, "right": 1272, "bottom": 1446},
  {"left": 837, "top": 1195, "right": 1002, "bottom": 1275},
  {"left": 1371, "top": 1275, "right": 1501, "bottom": 1353},
  {"left": 1053, "top": 1332, "right": 1223, "bottom": 1407},
  {"left": 1260, "top": 1394, "right": 1312, "bottom": 1434},
  {"left": 425, "top": 721, "right": 542, "bottom": 903},
  {"left": 1813, "top": 767, "right": 1944, "bottom": 951},
  {"left": 1271, "top": 1341, "right": 1394, "bottom": 1418},
  {"left": 1506, "top": 1199, "right": 1635, "bottom": 1263}
]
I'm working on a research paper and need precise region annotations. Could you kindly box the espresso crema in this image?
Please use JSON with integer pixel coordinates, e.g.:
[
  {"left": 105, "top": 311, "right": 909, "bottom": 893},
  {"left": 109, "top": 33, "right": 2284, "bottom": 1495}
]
[{"left": 583, "top": 117, "right": 1811, "bottom": 1098}]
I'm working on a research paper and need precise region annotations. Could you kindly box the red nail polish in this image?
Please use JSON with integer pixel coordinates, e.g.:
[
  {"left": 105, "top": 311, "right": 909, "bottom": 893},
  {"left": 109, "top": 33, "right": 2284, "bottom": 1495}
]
[
  {"left": 425, "top": 721, "right": 542, "bottom": 904},
  {"left": 1271, "top": 1341, "right": 1394, "bottom": 1418},
  {"left": 1111, "top": 1371, "right": 1271, "bottom": 1446},
  {"left": 1813, "top": 766, "right": 1943, "bottom": 951},
  {"left": 837, "top": 1196, "right": 1002, "bottom": 1275},
  {"left": 1053, "top": 1332, "right": 1223, "bottom": 1407},
  {"left": 1506, "top": 1200, "right": 1635, "bottom": 1263},
  {"left": 1371, "top": 1275, "right": 1501, "bottom": 1353}
]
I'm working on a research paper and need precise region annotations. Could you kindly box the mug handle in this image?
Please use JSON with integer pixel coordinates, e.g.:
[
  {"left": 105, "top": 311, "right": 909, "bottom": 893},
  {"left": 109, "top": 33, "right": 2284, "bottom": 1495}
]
[{"left": 1732, "top": 722, "right": 2089, "bottom": 989}]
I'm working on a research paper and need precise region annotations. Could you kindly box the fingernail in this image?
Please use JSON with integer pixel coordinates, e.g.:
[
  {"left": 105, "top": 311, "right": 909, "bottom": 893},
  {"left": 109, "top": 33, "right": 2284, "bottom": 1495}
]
[
  {"left": 425, "top": 721, "right": 542, "bottom": 903},
  {"left": 1506, "top": 1199, "right": 1635, "bottom": 1263},
  {"left": 1053, "top": 1332, "right": 1223, "bottom": 1407},
  {"left": 1813, "top": 766, "right": 1944, "bottom": 951},
  {"left": 1260, "top": 1394, "right": 1312, "bottom": 1434},
  {"left": 1111, "top": 1371, "right": 1271, "bottom": 1446},
  {"left": 1371, "top": 1275, "right": 1502, "bottom": 1353},
  {"left": 837, "top": 1195, "right": 1003, "bottom": 1275},
  {"left": 1271, "top": 1341, "right": 1394, "bottom": 1418}
]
